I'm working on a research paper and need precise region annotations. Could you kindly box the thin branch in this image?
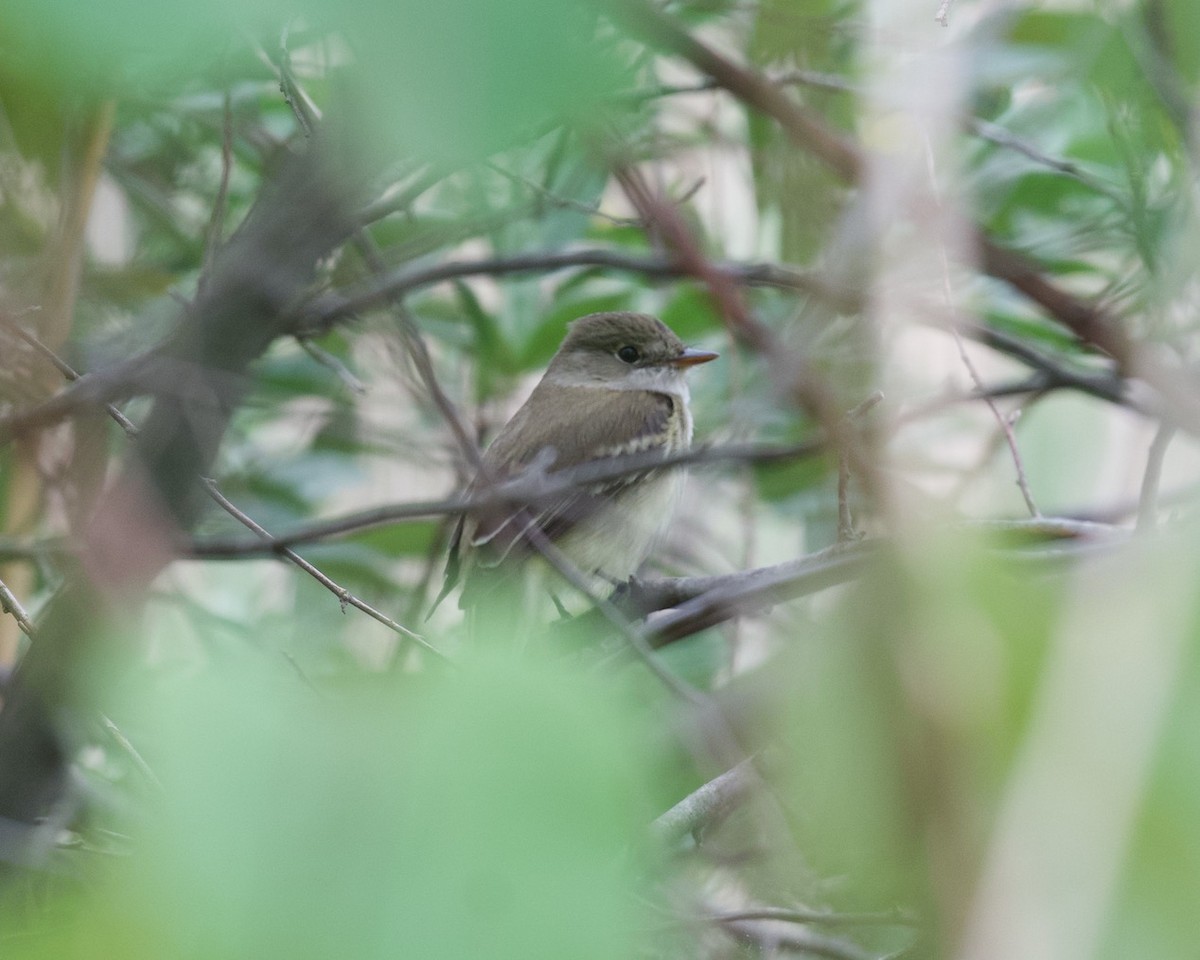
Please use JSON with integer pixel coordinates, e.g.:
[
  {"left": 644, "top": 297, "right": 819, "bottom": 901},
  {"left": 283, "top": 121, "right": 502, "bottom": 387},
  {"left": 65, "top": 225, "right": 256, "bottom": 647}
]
[
  {"left": 951, "top": 322, "right": 1137, "bottom": 413},
  {"left": 189, "top": 438, "right": 826, "bottom": 557},
  {"left": 643, "top": 541, "right": 879, "bottom": 647},
  {"left": 651, "top": 757, "right": 757, "bottom": 845},
  {"left": 1136, "top": 423, "right": 1176, "bottom": 531},
  {"left": 951, "top": 328, "right": 1039, "bottom": 517},
  {"left": 296, "top": 337, "right": 367, "bottom": 395},
  {"left": 716, "top": 916, "right": 877, "bottom": 960},
  {"left": 520, "top": 520, "right": 708, "bottom": 707},
  {"left": 893, "top": 375, "right": 1056, "bottom": 426},
  {"left": 967, "top": 119, "right": 1126, "bottom": 206},
  {"left": 925, "top": 132, "right": 1039, "bottom": 519},
  {"left": 710, "top": 905, "right": 915, "bottom": 929},
  {"left": 837, "top": 393, "right": 883, "bottom": 542},
  {"left": 299, "top": 248, "right": 843, "bottom": 331},
  {"left": 274, "top": 49, "right": 484, "bottom": 475},
  {"left": 0, "top": 319, "right": 139, "bottom": 437},
  {"left": 485, "top": 161, "right": 642, "bottom": 226},
  {"left": 201, "top": 89, "right": 235, "bottom": 285},
  {"left": 201, "top": 480, "right": 450, "bottom": 663},
  {"left": 0, "top": 576, "right": 36, "bottom": 639},
  {"left": 100, "top": 715, "right": 162, "bottom": 791}
]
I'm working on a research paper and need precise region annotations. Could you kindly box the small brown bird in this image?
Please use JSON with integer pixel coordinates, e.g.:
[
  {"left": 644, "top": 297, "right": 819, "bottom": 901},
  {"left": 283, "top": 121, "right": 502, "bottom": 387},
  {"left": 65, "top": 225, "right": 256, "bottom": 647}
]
[{"left": 437, "top": 311, "right": 718, "bottom": 619}]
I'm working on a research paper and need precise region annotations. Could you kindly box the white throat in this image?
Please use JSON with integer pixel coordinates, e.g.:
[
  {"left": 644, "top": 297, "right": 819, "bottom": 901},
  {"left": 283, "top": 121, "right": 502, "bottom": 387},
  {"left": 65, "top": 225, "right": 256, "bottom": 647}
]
[{"left": 546, "top": 364, "right": 691, "bottom": 402}]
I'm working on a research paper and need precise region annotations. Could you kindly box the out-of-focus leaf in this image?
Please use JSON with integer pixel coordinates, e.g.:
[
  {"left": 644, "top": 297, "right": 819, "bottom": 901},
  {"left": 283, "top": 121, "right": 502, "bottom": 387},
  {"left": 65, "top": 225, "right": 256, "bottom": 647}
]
[
  {"left": 753, "top": 453, "right": 833, "bottom": 503},
  {"left": 660, "top": 284, "right": 723, "bottom": 341},
  {"left": 27, "top": 653, "right": 665, "bottom": 960},
  {"left": 348, "top": 0, "right": 629, "bottom": 164},
  {"left": 984, "top": 310, "right": 1086, "bottom": 354}
]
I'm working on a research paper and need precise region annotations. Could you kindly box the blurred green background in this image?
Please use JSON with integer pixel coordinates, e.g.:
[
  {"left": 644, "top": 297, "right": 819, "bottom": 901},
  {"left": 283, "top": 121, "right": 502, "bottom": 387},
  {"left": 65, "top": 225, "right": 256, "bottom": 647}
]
[{"left": 2, "top": 0, "right": 1200, "bottom": 958}]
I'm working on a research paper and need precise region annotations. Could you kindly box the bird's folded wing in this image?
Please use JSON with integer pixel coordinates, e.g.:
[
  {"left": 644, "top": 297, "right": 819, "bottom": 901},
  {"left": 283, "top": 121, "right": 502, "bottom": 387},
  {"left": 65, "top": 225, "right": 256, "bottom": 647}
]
[
  {"left": 466, "top": 385, "right": 677, "bottom": 565},
  {"left": 429, "top": 386, "right": 676, "bottom": 613}
]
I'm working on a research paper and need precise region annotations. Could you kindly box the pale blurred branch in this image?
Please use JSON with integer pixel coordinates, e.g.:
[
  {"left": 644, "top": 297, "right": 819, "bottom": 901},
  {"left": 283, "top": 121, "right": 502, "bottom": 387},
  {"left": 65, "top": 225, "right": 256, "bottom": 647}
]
[
  {"left": 714, "top": 915, "right": 877, "bottom": 960},
  {"left": 1136, "top": 423, "right": 1176, "bottom": 531},
  {"left": 0, "top": 137, "right": 364, "bottom": 824},
  {"left": 651, "top": 757, "right": 757, "bottom": 846},
  {"left": 0, "top": 576, "right": 36, "bottom": 641}
]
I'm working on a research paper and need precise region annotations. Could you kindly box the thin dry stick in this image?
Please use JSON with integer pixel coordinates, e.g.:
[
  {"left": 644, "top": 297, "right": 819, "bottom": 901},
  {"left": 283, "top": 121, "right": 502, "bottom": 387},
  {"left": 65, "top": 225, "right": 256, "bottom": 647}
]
[
  {"left": 201, "top": 90, "right": 235, "bottom": 285},
  {"left": 202, "top": 479, "right": 450, "bottom": 662},
  {"left": 273, "top": 47, "right": 483, "bottom": 473},
  {"left": 651, "top": 757, "right": 756, "bottom": 844},
  {"left": 1136, "top": 423, "right": 1176, "bottom": 531},
  {"left": 189, "top": 437, "right": 826, "bottom": 556},
  {"left": 950, "top": 325, "right": 1040, "bottom": 518},
  {"left": 1, "top": 321, "right": 138, "bottom": 437},
  {"left": 296, "top": 338, "right": 367, "bottom": 394},
  {"left": 0, "top": 575, "right": 36, "bottom": 639},
  {"left": 101, "top": 714, "right": 163, "bottom": 791},
  {"left": 925, "top": 138, "right": 1039, "bottom": 517},
  {"left": 714, "top": 916, "right": 874, "bottom": 960},
  {"left": 709, "top": 905, "right": 914, "bottom": 928},
  {"left": 837, "top": 392, "right": 883, "bottom": 542}
]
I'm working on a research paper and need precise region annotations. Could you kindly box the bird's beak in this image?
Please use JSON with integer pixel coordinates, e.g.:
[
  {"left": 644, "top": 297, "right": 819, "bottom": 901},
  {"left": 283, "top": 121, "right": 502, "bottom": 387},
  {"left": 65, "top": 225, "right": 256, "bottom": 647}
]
[{"left": 669, "top": 347, "right": 719, "bottom": 368}]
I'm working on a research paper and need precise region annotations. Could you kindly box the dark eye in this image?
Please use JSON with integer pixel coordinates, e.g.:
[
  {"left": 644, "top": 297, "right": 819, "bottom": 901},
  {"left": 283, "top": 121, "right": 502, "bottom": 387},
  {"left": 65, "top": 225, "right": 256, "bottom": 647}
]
[{"left": 617, "top": 345, "right": 640, "bottom": 364}]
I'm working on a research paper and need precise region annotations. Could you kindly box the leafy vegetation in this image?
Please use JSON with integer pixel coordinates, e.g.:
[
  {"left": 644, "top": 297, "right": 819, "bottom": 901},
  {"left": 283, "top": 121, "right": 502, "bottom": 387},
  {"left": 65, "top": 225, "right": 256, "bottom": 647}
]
[{"left": 1, "top": 1, "right": 1200, "bottom": 958}]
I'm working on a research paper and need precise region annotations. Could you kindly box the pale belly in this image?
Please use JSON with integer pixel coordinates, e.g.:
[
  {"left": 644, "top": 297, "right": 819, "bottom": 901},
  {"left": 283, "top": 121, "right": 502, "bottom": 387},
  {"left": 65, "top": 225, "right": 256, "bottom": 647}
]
[{"left": 553, "top": 470, "right": 684, "bottom": 588}]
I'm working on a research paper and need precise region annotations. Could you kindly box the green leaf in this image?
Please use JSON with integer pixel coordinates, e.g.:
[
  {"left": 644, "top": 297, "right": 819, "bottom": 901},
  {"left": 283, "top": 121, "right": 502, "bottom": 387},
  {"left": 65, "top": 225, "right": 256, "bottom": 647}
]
[{"left": 49, "top": 653, "right": 666, "bottom": 960}]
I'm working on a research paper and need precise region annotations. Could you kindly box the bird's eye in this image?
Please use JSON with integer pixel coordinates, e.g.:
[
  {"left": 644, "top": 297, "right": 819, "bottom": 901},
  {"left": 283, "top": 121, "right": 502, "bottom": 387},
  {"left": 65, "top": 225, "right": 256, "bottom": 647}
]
[{"left": 617, "top": 345, "right": 640, "bottom": 364}]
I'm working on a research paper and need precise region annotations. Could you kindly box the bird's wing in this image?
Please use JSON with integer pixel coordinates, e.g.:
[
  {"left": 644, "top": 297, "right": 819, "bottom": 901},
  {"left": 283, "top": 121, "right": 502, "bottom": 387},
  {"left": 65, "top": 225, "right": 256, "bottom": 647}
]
[
  {"left": 470, "top": 384, "right": 676, "bottom": 559},
  {"left": 430, "top": 386, "right": 677, "bottom": 615}
]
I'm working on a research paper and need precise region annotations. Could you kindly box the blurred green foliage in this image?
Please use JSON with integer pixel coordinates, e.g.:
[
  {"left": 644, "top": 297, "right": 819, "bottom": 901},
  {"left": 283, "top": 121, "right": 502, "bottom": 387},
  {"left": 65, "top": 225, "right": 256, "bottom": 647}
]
[{"left": 1, "top": 0, "right": 1200, "bottom": 958}]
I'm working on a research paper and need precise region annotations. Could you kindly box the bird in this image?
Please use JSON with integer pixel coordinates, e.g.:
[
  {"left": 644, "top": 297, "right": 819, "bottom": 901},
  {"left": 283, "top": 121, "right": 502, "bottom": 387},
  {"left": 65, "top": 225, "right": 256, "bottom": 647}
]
[{"left": 434, "top": 311, "right": 718, "bottom": 627}]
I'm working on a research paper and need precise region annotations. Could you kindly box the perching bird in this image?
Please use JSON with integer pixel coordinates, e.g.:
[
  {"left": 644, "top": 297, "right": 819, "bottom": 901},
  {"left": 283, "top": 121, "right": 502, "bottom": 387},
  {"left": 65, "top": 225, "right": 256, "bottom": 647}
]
[{"left": 435, "top": 311, "right": 718, "bottom": 628}]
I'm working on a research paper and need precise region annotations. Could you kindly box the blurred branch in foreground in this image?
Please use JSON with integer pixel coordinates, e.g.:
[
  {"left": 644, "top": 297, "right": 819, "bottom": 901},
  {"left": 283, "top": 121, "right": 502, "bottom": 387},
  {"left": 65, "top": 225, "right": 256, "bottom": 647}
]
[{"left": 0, "top": 134, "right": 362, "bottom": 830}]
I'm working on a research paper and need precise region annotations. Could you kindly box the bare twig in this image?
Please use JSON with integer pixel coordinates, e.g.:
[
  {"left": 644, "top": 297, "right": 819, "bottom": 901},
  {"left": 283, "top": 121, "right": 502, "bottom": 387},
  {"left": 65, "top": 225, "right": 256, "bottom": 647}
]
[
  {"left": 201, "top": 90, "right": 235, "bottom": 284},
  {"left": 0, "top": 575, "right": 36, "bottom": 639},
  {"left": 837, "top": 393, "right": 883, "bottom": 542},
  {"left": 944, "top": 322, "right": 1136, "bottom": 413},
  {"left": 716, "top": 916, "right": 876, "bottom": 960},
  {"left": 299, "top": 247, "right": 843, "bottom": 331},
  {"left": 1136, "top": 423, "right": 1176, "bottom": 531},
  {"left": 0, "top": 319, "right": 139, "bottom": 437},
  {"left": 296, "top": 338, "right": 366, "bottom": 394},
  {"left": 485, "top": 161, "right": 642, "bottom": 226},
  {"left": 272, "top": 50, "right": 483, "bottom": 474},
  {"left": 710, "top": 905, "right": 914, "bottom": 928},
  {"left": 201, "top": 480, "right": 450, "bottom": 663},
  {"left": 189, "top": 438, "right": 826, "bottom": 557},
  {"left": 100, "top": 715, "right": 162, "bottom": 791},
  {"left": 951, "top": 325, "right": 1040, "bottom": 517},
  {"left": 925, "top": 134, "right": 1039, "bottom": 518},
  {"left": 651, "top": 757, "right": 757, "bottom": 845}
]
